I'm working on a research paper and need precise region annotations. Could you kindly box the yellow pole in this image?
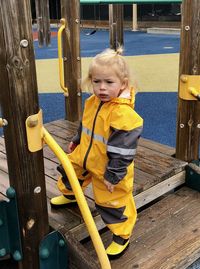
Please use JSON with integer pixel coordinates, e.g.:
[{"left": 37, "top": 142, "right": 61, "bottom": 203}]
[
  {"left": 42, "top": 127, "right": 111, "bottom": 269},
  {"left": 57, "top": 18, "right": 69, "bottom": 96}
]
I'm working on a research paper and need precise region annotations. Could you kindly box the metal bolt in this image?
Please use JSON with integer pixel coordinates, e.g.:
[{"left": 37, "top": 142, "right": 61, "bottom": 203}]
[
  {"left": 0, "top": 248, "right": 6, "bottom": 257},
  {"left": 180, "top": 75, "right": 188, "bottom": 83},
  {"left": 40, "top": 248, "right": 50, "bottom": 259},
  {"left": 27, "top": 219, "right": 35, "bottom": 230},
  {"left": 75, "top": 19, "right": 79, "bottom": 23},
  {"left": 20, "top": 39, "right": 29, "bottom": 48},
  {"left": 13, "top": 250, "right": 22, "bottom": 261},
  {"left": 185, "top": 25, "right": 190, "bottom": 31},
  {"left": 6, "top": 187, "right": 16, "bottom": 199},
  {"left": 27, "top": 116, "right": 38, "bottom": 128},
  {"left": 197, "top": 124, "right": 200, "bottom": 129},
  {"left": 0, "top": 118, "right": 8, "bottom": 127},
  {"left": 63, "top": 57, "right": 67, "bottom": 61},
  {"left": 34, "top": 186, "right": 41, "bottom": 194},
  {"left": 77, "top": 57, "right": 80, "bottom": 61},
  {"left": 59, "top": 239, "right": 65, "bottom": 247},
  {"left": 180, "top": 123, "right": 184, "bottom": 128},
  {"left": 77, "top": 92, "right": 81, "bottom": 97}
]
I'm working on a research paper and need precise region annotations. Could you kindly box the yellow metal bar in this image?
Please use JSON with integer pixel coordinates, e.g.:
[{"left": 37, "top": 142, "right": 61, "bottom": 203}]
[
  {"left": 189, "top": 87, "right": 200, "bottom": 100},
  {"left": 58, "top": 18, "right": 69, "bottom": 96},
  {"left": 42, "top": 127, "right": 111, "bottom": 269}
]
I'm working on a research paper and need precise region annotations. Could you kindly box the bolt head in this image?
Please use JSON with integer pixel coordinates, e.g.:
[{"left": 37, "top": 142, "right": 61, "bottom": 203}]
[{"left": 6, "top": 187, "right": 16, "bottom": 199}]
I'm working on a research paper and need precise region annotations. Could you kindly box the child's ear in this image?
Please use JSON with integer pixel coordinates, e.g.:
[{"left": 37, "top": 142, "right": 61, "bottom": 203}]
[{"left": 121, "top": 78, "right": 128, "bottom": 90}]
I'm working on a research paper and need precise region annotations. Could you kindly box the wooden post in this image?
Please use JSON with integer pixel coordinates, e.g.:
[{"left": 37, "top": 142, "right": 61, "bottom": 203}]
[
  {"left": 60, "top": 0, "right": 82, "bottom": 122},
  {"left": 132, "top": 4, "right": 138, "bottom": 31},
  {"left": 176, "top": 0, "right": 200, "bottom": 161},
  {"left": 109, "top": 4, "right": 124, "bottom": 50},
  {"left": 35, "top": 0, "right": 51, "bottom": 46},
  {"left": 0, "top": 1, "right": 49, "bottom": 268}
]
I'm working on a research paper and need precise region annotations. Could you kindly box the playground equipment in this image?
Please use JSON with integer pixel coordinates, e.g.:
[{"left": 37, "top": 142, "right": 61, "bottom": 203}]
[
  {"left": 0, "top": 0, "right": 200, "bottom": 268},
  {"left": 25, "top": 110, "right": 111, "bottom": 269}
]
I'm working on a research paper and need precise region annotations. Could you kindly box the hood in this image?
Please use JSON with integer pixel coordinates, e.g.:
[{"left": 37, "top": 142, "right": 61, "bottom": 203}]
[{"left": 110, "top": 87, "right": 136, "bottom": 108}]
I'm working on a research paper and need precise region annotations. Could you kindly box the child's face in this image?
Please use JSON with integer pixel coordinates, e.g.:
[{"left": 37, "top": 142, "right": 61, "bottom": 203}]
[{"left": 91, "top": 65, "right": 127, "bottom": 102}]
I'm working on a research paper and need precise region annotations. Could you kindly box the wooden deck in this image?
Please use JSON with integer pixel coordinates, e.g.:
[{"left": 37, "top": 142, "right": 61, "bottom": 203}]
[{"left": 1, "top": 119, "right": 200, "bottom": 268}]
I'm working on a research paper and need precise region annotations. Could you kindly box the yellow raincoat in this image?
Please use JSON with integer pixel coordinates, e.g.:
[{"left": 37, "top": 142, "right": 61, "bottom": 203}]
[{"left": 58, "top": 88, "right": 143, "bottom": 239}]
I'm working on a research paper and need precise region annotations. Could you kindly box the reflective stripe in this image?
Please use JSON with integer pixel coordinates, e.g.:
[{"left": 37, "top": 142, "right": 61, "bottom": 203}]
[
  {"left": 82, "top": 126, "right": 108, "bottom": 144},
  {"left": 107, "top": 145, "right": 136, "bottom": 156}
]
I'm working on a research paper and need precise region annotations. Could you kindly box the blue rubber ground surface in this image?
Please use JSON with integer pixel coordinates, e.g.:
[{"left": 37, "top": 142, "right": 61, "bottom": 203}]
[{"left": 34, "top": 30, "right": 180, "bottom": 59}]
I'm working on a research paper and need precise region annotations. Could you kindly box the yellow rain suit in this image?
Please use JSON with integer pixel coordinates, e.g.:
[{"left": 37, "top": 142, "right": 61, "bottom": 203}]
[{"left": 57, "top": 89, "right": 143, "bottom": 239}]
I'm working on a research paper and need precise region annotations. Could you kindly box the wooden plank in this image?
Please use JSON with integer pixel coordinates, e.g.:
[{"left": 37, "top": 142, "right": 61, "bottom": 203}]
[
  {"left": 134, "top": 171, "right": 185, "bottom": 208},
  {"left": 60, "top": 229, "right": 100, "bottom": 269},
  {"left": 84, "top": 187, "right": 200, "bottom": 269},
  {"left": 69, "top": 172, "right": 185, "bottom": 241},
  {"left": 139, "top": 137, "right": 175, "bottom": 156},
  {"left": 135, "top": 146, "right": 187, "bottom": 179}
]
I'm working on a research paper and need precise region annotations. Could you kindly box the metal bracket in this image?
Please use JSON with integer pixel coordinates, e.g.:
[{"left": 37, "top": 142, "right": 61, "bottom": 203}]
[
  {"left": 185, "top": 160, "right": 200, "bottom": 191},
  {"left": 0, "top": 187, "right": 23, "bottom": 261},
  {"left": 179, "top": 75, "right": 200, "bottom": 101},
  {"left": 39, "top": 231, "right": 68, "bottom": 269},
  {"left": 25, "top": 109, "right": 44, "bottom": 152}
]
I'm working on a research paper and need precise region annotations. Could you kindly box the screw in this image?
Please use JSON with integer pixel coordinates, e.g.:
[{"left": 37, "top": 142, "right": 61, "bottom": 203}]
[
  {"left": 185, "top": 25, "right": 190, "bottom": 31},
  {"left": 59, "top": 239, "right": 65, "bottom": 247},
  {"left": 0, "top": 248, "right": 6, "bottom": 257},
  {"left": 20, "top": 39, "right": 29, "bottom": 48},
  {"left": 6, "top": 187, "right": 16, "bottom": 199},
  {"left": 180, "top": 124, "right": 184, "bottom": 128},
  {"left": 197, "top": 124, "right": 200, "bottom": 129},
  {"left": 13, "top": 250, "right": 22, "bottom": 261},
  {"left": 34, "top": 186, "right": 41, "bottom": 194},
  {"left": 40, "top": 248, "right": 50, "bottom": 259}
]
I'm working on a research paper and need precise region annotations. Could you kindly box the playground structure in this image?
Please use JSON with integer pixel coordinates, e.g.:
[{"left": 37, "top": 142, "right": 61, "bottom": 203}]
[{"left": 0, "top": 0, "right": 200, "bottom": 269}]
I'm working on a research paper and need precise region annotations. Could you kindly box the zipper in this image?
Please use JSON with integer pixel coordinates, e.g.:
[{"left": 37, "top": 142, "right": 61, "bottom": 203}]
[{"left": 83, "top": 101, "right": 103, "bottom": 170}]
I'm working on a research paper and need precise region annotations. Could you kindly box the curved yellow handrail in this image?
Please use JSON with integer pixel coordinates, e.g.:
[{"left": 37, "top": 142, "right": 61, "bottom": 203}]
[
  {"left": 58, "top": 18, "right": 69, "bottom": 96},
  {"left": 42, "top": 127, "right": 111, "bottom": 269},
  {"left": 189, "top": 87, "right": 200, "bottom": 101}
]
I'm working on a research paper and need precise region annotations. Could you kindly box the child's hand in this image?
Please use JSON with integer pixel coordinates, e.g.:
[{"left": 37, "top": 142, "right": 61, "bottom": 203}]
[
  {"left": 68, "top": 142, "right": 77, "bottom": 153},
  {"left": 104, "top": 179, "right": 114, "bottom": 193}
]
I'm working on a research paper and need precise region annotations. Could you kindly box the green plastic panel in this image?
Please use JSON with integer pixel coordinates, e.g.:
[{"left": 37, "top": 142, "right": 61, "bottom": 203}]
[
  {"left": 186, "top": 160, "right": 200, "bottom": 192},
  {"left": 39, "top": 231, "right": 68, "bottom": 269},
  {"left": 0, "top": 187, "right": 22, "bottom": 261}
]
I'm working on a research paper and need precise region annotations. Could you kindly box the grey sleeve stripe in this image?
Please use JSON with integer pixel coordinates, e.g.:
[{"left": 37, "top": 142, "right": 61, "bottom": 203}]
[
  {"left": 82, "top": 125, "right": 108, "bottom": 144},
  {"left": 107, "top": 145, "right": 137, "bottom": 156}
]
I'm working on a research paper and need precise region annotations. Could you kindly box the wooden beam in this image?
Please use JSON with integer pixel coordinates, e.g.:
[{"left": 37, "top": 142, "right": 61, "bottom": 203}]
[
  {"left": 132, "top": 4, "right": 138, "bottom": 31},
  {"left": 0, "top": 1, "right": 49, "bottom": 268},
  {"left": 35, "top": 0, "right": 51, "bottom": 46},
  {"left": 109, "top": 4, "right": 124, "bottom": 50},
  {"left": 60, "top": 0, "right": 82, "bottom": 121},
  {"left": 176, "top": 0, "right": 200, "bottom": 161}
]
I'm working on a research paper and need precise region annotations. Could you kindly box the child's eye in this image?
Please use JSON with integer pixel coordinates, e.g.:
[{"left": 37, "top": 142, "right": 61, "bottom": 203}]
[
  {"left": 93, "top": 80, "right": 99, "bottom": 83},
  {"left": 107, "top": 81, "right": 113, "bottom": 84}
]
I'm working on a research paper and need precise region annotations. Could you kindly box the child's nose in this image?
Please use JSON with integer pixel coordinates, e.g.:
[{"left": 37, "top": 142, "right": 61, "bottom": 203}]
[{"left": 100, "top": 82, "right": 106, "bottom": 90}]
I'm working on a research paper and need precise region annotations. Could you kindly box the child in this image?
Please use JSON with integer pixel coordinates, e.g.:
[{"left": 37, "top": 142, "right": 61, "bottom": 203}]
[{"left": 51, "top": 47, "right": 143, "bottom": 258}]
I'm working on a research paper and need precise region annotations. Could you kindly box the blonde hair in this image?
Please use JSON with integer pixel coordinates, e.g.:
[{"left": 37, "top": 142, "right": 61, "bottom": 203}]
[{"left": 82, "top": 47, "right": 132, "bottom": 92}]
